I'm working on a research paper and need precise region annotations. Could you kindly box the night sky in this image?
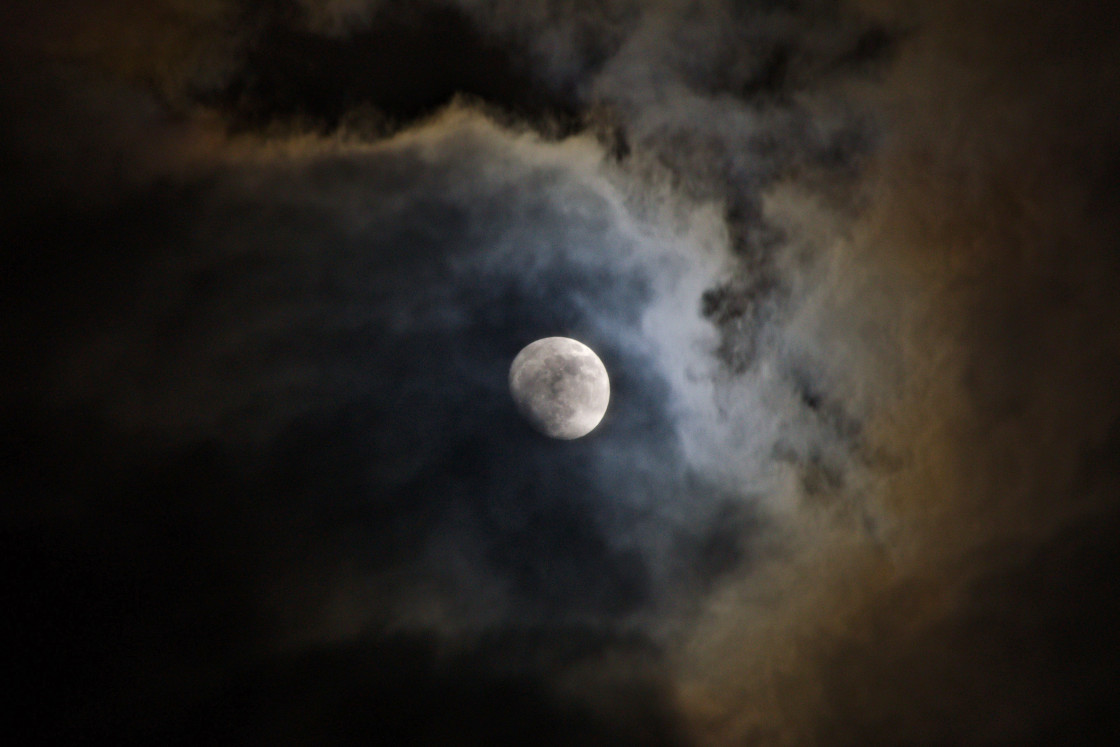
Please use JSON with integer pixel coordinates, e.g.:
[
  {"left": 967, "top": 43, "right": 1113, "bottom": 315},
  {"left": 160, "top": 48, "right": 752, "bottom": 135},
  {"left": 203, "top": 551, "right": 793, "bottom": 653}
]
[{"left": 6, "top": 1, "right": 1120, "bottom": 744}]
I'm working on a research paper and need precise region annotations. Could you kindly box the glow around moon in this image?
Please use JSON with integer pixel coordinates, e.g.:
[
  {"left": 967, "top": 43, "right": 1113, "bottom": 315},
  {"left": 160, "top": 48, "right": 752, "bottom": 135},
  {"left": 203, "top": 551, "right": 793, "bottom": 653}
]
[{"left": 509, "top": 337, "right": 610, "bottom": 439}]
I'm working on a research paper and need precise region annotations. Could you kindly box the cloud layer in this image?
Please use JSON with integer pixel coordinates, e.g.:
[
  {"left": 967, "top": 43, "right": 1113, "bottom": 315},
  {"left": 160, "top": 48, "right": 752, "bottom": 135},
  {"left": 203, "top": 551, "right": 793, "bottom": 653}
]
[{"left": 6, "top": 0, "right": 1120, "bottom": 744}]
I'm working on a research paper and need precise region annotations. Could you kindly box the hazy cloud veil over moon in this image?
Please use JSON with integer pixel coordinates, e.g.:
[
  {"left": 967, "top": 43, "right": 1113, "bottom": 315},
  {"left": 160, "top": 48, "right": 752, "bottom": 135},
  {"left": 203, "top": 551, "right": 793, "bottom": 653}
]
[{"left": 5, "top": 0, "right": 1120, "bottom": 744}]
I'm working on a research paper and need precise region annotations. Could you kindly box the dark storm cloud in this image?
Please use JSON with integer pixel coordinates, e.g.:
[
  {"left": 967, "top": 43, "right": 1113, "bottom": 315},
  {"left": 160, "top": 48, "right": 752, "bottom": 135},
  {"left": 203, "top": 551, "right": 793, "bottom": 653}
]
[
  {"left": 8, "top": 0, "right": 1120, "bottom": 744},
  {"left": 215, "top": 2, "right": 584, "bottom": 134}
]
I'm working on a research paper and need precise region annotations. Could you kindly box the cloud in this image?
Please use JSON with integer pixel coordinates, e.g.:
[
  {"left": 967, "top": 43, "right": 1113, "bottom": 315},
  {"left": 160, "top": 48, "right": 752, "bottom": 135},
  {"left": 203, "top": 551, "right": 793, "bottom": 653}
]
[
  {"left": 7, "top": 0, "right": 1120, "bottom": 744},
  {"left": 5, "top": 69, "right": 760, "bottom": 740},
  {"left": 670, "top": 0, "right": 1120, "bottom": 742}
]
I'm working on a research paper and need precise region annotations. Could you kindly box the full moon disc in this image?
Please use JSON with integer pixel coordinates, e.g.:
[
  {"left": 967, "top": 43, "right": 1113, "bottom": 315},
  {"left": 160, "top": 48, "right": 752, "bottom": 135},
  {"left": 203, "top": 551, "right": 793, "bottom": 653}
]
[{"left": 509, "top": 337, "right": 610, "bottom": 439}]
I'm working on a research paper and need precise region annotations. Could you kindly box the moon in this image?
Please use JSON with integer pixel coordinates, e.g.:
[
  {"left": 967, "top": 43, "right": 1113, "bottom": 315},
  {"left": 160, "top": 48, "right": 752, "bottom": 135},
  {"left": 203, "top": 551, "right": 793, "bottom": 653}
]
[{"left": 509, "top": 337, "right": 610, "bottom": 439}]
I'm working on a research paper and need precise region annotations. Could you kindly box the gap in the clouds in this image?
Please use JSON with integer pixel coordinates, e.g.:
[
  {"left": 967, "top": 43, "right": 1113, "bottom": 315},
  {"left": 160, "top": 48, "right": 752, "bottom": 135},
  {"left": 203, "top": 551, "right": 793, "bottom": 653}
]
[{"left": 212, "top": 0, "right": 586, "bottom": 139}]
